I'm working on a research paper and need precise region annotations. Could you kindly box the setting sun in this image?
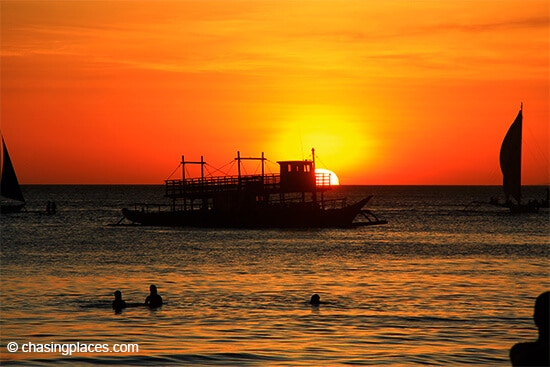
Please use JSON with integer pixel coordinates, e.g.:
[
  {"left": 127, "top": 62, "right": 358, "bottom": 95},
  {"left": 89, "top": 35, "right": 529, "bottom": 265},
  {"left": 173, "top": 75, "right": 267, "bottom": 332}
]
[
  {"left": 266, "top": 104, "right": 381, "bottom": 180},
  {"left": 316, "top": 168, "right": 340, "bottom": 186}
]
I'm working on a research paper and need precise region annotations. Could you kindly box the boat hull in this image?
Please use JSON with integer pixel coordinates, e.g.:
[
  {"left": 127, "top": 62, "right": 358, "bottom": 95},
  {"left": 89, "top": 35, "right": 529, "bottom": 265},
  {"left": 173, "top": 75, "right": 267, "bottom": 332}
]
[
  {"left": 122, "top": 198, "right": 378, "bottom": 228},
  {"left": 489, "top": 199, "right": 540, "bottom": 213},
  {"left": 507, "top": 203, "right": 539, "bottom": 214}
]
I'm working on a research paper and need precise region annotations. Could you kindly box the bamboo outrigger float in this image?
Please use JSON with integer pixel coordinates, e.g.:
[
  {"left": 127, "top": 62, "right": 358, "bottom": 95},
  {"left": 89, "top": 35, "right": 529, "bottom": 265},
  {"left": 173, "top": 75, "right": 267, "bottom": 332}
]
[{"left": 121, "top": 149, "right": 386, "bottom": 228}]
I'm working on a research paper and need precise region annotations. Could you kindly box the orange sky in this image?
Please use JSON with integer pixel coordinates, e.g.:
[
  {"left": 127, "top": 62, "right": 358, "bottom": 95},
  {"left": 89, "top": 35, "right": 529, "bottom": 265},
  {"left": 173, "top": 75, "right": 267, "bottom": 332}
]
[{"left": 1, "top": 0, "right": 549, "bottom": 184}]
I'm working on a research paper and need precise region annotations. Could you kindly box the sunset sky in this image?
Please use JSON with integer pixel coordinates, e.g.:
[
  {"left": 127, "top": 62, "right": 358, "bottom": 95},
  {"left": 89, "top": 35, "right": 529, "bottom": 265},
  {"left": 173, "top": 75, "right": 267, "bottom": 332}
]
[{"left": 1, "top": 0, "right": 549, "bottom": 185}]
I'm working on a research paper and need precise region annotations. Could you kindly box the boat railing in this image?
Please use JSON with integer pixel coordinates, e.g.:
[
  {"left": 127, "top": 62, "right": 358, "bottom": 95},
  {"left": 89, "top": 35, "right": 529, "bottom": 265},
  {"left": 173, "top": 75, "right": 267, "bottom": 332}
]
[
  {"left": 264, "top": 196, "right": 347, "bottom": 209},
  {"left": 165, "top": 174, "right": 282, "bottom": 197},
  {"left": 129, "top": 197, "right": 349, "bottom": 213},
  {"left": 320, "top": 198, "right": 347, "bottom": 209},
  {"left": 129, "top": 203, "right": 173, "bottom": 212},
  {"left": 164, "top": 172, "right": 334, "bottom": 202},
  {"left": 315, "top": 172, "right": 332, "bottom": 188},
  {"left": 129, "top": 202, "right": 212, "bottom": 212}
]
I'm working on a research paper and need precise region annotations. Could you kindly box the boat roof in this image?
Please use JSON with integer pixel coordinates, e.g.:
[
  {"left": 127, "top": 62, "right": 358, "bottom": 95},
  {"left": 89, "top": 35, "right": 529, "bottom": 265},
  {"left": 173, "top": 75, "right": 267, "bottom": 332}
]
[{"left": 276, "top": 160, "right": 313, "bottom": 164}]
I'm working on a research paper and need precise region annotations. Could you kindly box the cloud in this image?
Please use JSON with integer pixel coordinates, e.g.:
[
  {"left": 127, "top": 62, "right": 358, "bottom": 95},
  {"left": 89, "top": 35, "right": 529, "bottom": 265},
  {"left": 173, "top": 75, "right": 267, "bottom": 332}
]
[{"left": 425, "top": 15, "right": 549, "bottom": 34}]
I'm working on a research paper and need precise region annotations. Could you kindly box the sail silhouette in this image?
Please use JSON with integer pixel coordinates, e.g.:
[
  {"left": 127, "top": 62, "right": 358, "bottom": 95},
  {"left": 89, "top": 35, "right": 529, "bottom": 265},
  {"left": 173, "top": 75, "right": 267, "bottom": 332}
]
[
  {"left": 1, "top": 136, "right": 25, "bottom": 213},
  {"left": 499, "top": 105, "right": 522, "bottom": 204}
]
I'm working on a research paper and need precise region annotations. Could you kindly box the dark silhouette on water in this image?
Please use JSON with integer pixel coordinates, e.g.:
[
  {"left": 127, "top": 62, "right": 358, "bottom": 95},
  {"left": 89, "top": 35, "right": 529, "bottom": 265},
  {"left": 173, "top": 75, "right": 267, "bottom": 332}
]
[
  {"left": 309, "top": 293, "right": 329, "bottom": 306},
  {"left": 46, "top": 201, "right": 57, "bottom": 215},
  {"left": 310, "top": 294, "right": 321, "bottom": 305},
  {"left": 492, "top": 104, "right": 548, "bottom": 213},
  {"left": 145, "top": 284, "right": 163, "bottom": 308},
  {"left": 1, "top": 136, "right": 25, "bottom": 214},
  {"left": 112, "top": 290, "right": 127, "bottom": 312},
  {"left": 510, "top": 291, "right": 550, "bottom": 366},
  {"left": 120, "top": 149, "right": 387, "bottom": 228}
]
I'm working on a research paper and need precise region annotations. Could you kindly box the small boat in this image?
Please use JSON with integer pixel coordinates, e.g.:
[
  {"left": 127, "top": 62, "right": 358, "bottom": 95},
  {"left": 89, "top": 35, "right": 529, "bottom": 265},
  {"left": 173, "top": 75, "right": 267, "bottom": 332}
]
[
  {"left": 491, "top": 104, "right": 547, "bottom": 213},
  {"left": 1, "top": 136, "right": 25, "bottom": 214},
  {"left": 121, "top": 149, "right": 386, "bottom": 228}
]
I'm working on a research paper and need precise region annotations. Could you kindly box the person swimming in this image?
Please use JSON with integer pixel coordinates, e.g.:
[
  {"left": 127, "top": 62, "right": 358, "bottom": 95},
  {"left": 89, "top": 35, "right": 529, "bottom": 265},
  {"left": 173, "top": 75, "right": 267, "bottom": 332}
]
[
  {"left": 310, "top": 294, "right": 321, "bottom": 305},
  {"left": 510, "top": 291, "right": 549, "bottom": 366},
  {"left": 309, "top": 293, "right": 329, "bottom": 306},
  {"left": 112, "top": 290, "right": 127, "bottom": 311},
  {"left": 145, "top": 284, "right": 163, "bottom": 308}
]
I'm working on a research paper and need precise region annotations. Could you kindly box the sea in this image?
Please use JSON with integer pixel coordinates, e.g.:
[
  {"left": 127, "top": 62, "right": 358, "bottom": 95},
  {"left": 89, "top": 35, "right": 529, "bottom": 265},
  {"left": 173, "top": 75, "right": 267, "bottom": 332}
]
[{"left": 1, "top": 185, "right": 549, "bottom": 366}]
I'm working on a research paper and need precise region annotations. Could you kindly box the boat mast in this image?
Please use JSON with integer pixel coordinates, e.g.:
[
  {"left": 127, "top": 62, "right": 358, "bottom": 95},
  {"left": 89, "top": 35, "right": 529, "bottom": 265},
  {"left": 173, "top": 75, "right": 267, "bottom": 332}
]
[
  {"left": 181, "top": 155, "right": 205, "bottom": 181},
  {"left": 235, "top": 151, "right": 266, "bottom": 188},
  {"left": 179, "top": 155, "right": 206, "bottom": 210},
  {"left": 311, "top": 148, "right": 317, "bottom": 204}
]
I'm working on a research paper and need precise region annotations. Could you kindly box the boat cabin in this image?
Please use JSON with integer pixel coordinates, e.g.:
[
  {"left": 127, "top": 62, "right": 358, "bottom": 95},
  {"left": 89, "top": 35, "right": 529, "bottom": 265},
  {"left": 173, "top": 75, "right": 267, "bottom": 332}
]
[{"left": 278, "top": 160, "right": 316, "bottom": 193}]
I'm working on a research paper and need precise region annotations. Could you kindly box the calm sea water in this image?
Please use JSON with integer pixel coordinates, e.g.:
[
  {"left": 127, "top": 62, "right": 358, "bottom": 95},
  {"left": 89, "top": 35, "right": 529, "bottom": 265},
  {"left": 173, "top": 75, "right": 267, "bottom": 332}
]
[{"left": 1, "top": 185, "right": 549, "bottom": 366}]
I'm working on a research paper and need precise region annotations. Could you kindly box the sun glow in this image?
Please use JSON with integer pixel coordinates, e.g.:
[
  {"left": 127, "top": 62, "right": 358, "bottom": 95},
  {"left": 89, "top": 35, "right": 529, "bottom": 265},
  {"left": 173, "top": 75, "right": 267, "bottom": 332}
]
[
  {"left": 315, "top": 168, "right": 340, "bottom": 186},
  {"left": 2, "top": 1, "right": 548, "bottom": 185},
  {"left": 267, "top": 104, "right": 379, "bottom": 182}
]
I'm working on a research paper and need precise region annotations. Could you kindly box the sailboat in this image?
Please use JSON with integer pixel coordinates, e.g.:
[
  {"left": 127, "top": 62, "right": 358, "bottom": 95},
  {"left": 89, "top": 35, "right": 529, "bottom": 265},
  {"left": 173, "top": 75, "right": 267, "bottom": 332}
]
[
  {"left": 1, "top": 136, "right": 25, "bottom": 214},
  {"left": 492, "top": 103, "right": 542, "bottom": 213}
]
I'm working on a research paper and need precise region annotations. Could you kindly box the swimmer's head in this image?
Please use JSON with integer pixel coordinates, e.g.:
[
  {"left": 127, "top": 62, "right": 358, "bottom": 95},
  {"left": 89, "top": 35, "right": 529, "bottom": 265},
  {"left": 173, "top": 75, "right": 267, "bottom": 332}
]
[{"left": 310, "top": 294, "right": 320, "bottom": 304}]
